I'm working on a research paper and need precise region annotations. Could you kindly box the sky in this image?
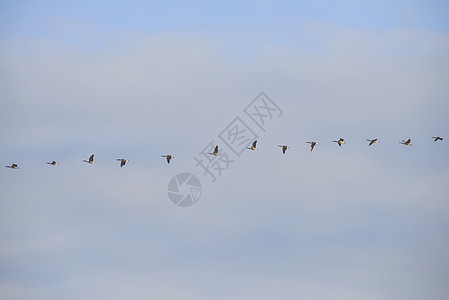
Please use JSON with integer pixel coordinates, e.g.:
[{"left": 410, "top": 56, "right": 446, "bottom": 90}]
[{"left": 1, "top": 1, "right": 449, "bottom": 299}]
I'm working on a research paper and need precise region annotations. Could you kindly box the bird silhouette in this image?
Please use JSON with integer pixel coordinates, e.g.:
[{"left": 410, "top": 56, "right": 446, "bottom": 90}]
[
  {"left": 247, "top": 140, "right": 259, "bottom": 151},
  {"left": 161, "top": 155, "right": 174, "bottom": 164},
  {"left": 83, "top": 154, "right": 95, "bottom": 164},
  {"left": 306, "top": 141, "right": 318, "bottom": 151},
  {"left": 333, "top": 138, "right": 345, "bottom": 146}
]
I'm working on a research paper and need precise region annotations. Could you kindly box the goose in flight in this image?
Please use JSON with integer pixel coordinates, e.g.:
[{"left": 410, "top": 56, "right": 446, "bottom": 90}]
[
  {"left": 46, "top": 161, "right": 58, "bottom": 166},
  {"left": 247, "top": 140, "right": 259, "bottom": 151},
  {"left": 208, "top": 145, "right": 221, "bottom": 156},
  {"left": 83, "top": 154, "right": 95, "bottom": 164},
  {"left": 399, "top": 139, "right": 412, "bottom": 146},
  {"left": 161, "top": 155, "right": 174, "bottom": 164},
  {"left": 333, "top": 138, "right": 345, "bottom": 147},
  {"left": 306, "top": 141, "right": 318, "bottom": 151},
  {"left": 116, "top": 158, "right": 128, "bottom": 167},
  {"left": 432, "top": 136, "right": 443, "bottom": 142},
  {"left": 366, "top": 139, "right": 379, "bottom": 146},
  {"left": 278, "top": 145, "right": 289, "bottom": 154},
  {"left": 5, "top": 163, "right": 19, "bottom": 169}
]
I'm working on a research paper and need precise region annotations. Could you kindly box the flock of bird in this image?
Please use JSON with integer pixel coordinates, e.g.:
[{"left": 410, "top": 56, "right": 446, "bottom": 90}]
[{"left": 4, "top": 137, "right": 444, "bottom": 170}]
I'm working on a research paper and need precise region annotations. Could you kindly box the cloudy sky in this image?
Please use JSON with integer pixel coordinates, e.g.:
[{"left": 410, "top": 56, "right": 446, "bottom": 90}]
[{"left": 1, "top": 1, "right": 449, "bottom": 299}]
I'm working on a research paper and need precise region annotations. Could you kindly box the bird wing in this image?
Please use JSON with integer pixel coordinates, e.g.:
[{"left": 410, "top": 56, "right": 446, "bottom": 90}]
[
  {"left": 214, "top": 145, "right": 218, "bottom": 154},
  {"left": 89, "top": 155, "right": 94, "bottom": 162},
  {"left": 252, "top": 140, "right": 257, "bottom": 148}
]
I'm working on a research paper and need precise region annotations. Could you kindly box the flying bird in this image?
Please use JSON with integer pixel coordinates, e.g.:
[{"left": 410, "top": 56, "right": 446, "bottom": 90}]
[
  {"left": 46, "top": 161, "right": 58, "bottom": 166},
  {"left": 161, "top": 155, "right": 174, "bottom": 164},
  {"left": 333, "top": 138, "right": 345, "bottom": 146},
  {"left": 306, "top": 141, "right": 318, "bottom": 151},
  {"left": 116, "top": 158, "right": 128, "bottom": 167},
  {"left": 278, "top": 145, "right": 289, "bottom": 154},
  {"left": 399, "top": 139, "right": 412, "bottom": 146},
  {"left": 208, "top": 145, "right": 221, "bottom": 156},
  {"left": 247, "top": 140, "right": 259, "bottom": 151},
  {"left": 5, "top": 163, "right": 19, "bottom": 169},
  {"left": 83, "top": 154, "right": 96, "bottom": 164},
  {"left": 432, "top": 136, "right": 443, "bottom": 142},
  {"left": 366, "top": 139, "right": 379, "bottom": 146}
]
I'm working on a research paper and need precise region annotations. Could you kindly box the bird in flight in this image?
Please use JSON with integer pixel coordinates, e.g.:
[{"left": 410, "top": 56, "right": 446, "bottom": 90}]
[
  {"left": 306, "top": 141, "right": 318, "bottom": 151},
  {"left": 278, "top": 145, "right": 289, "bottom": 154},
  {"left": 247, "top": 140, "right": 259, "bottom": 151},
  {"left": 208, "top": 145, "right": 221, "bottom": 156},
  {"left": 366, "top": 139, "right": 379, "bottom": 146},
  {"left": 432, "top": 136, "right": 443, "bottom": 142},
  {"left": 333, "top": 138, "right": 345, "bottom": 146},
  {"left": 5, "top": 163, "right": 19, "bottom": 169},
  {"left": 83, "top": 154, "right": 96, "bottom": 164},
  {"left": 116, "top": 158, "right": 128, "bottom": 167},
  {"left": 399, "top": 139, "right": 412, "bottom": 146},
  {"left": 161, "top": 155, "right": 174, "bottom": 164},
  {"left": 46, "top": 161, "right": 58, "bottom": 166}
]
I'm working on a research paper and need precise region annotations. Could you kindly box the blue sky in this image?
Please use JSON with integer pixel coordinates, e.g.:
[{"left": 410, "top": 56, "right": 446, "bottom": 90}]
[{"left": 1, "top": 1, "right": 449, "bottom": 300}]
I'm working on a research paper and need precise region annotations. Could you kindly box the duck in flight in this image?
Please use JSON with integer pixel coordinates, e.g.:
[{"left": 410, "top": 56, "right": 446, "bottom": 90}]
[
  {"left": 306, "top": 141, "right": 318, "bottom": 151},
  {"left": 46, "top": 161, "right": 58, "bottom": 166},
  {"left": 116, "top": 158, "right": 128, "bottom": 167},
  {"left": 208, "top": 145, "right": 221, "bottom": 156},
  {"left": 399, "top": 139, "right": 412, "bottom": 146},
  {"left": 83, "top": 154, "right": 96, "bottom": 164},
  {"left": 278, "top": 145, "right": 289, "bottom": 154},
  {"left": 5, "top": 163, "right": 19, "bottom": 169},
  {"left": 247, "top": 140, "right": 259, "bottom": 151},
  {"left": 333, "top": 138, "right": 345, "bottom": 147},
  {"left": 161, "top": 155, "right": 174, "bottom": 164},
  {"left": 432, "top": 136, "right": 443, "bottom": 142},
  {"left": 366, "top": 139, "right": 379, "bottom": 146}
]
